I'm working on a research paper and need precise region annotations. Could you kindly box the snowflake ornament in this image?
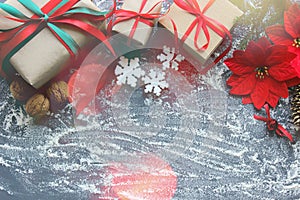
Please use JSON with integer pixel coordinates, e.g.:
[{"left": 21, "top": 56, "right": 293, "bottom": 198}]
[
  {"left": 142, "top": 69, "right": 169, "bottom": 96},
  {"left": 157, "top": 45, "right": 185, "bottom": 71},
  {"left": 114, "top": 45, "right": 183, "bottom": 96},
  {"left": 115, "top": 56, "right": 145, "bottom": 87}
]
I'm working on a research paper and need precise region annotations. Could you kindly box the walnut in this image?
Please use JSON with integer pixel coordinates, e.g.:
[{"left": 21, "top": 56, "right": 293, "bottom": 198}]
[
  {"left": 9, "top": 79, "right": 36, "bottom": 102},
  {"left": 46, "top": 81, "right": 69, "bottom": 111},
  {"left": 25, "top": 94, "right": 50, "bottom": 117}
]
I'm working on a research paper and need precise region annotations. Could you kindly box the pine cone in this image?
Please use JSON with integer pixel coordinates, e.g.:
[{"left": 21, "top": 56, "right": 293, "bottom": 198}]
[
  {"left": 46, "top": 81, "right": 69, "bottom": 111},
  {"left": 291, "top": 85, "right": 300, "bottom": 126},
  {"left": 25, "top": 94, "right": 50, "bottom": 117},
  {"left": 9, "top": 78, "right": 36, "bottom": 102}
]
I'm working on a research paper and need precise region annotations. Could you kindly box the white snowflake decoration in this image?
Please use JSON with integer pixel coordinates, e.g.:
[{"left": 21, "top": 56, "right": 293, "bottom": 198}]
[
  {"left": 157, "top": 45, "right": 185, "bottom": 71},
  {"left": 115, "top": 56, "right": 145, "bottom": 87},
  {"left": 114, "top": 45, "right": 184, "bottom": 96},
  {"left": 142, "top": 69, "right": 169, "bottom": 96}
]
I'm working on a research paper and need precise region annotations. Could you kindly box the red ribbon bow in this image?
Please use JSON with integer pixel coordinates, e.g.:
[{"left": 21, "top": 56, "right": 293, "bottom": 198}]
[
  {"left": 172, "top": 0, "right": 232, "bottom": 73},
  {"left": 109, "top": 0, "right": 162, "bottom": 45},
  {"left": 254, "top": 104, "right": 295, "bottom": 144}
]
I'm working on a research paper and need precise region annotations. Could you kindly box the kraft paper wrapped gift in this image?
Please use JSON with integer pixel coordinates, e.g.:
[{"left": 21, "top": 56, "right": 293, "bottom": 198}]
[
  {"left": 112, "top": 0, "right": 162, "bottom": 46},
  {"left": 0, "top": 0, "right": 103, "bottom": 89},
  {"left": 159, "top": 0, "right": 243, "bottom": 64}
]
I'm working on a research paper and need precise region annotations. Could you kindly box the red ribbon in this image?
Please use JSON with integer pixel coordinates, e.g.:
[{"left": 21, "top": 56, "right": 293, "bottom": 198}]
[
  {"left": 109, "top": 0, "right": 162, "bottom": 45},
  {"left": 254, "top": 104, "right": 295, "bottom": 144},
  {"left": 172, "top": 0, "right": 232, "bottom": 73},
  {"left": 0, "top": 0, "right": 115, "bottom": 78}
]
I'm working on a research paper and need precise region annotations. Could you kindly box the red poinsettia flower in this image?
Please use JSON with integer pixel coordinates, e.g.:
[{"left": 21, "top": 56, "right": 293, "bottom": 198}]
[
  {"left": 266, "top": 3, "right": 300, "bottom": 81},
  {"left": 225, "top": 37, "right": 297, "bottom": 110}
]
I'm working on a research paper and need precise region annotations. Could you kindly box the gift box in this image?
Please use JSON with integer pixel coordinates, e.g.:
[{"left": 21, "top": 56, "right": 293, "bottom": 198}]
[
  {"left": 159, "top": 0, "right": 243, "bottom": 64},
  {"left": 0, "top": 0, "right": 105, "bottom": 89},
  {"left": 112, "top": 0, "right": 162, "bottom": 46}
]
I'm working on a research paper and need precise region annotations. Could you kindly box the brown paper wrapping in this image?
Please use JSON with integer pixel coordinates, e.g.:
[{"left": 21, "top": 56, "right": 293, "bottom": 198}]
[
  {"left": 112, "top": 0, "right": 162, "bottom": 46},
  {"left": 159, "top": 0, "right": 243, "bottom": 63},
  {"left": 0, "top": 0, "right": 102, "bottom": 89}
]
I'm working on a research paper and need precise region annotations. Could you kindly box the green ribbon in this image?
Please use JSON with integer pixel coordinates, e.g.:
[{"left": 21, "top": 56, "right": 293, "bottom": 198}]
[{"left": 0, "top": 3, "right": 29, "bottom": 19}]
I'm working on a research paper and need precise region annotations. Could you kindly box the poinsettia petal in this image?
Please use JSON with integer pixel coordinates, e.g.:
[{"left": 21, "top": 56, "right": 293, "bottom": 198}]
[
  {"left": 284, "top": 4, "right": 300, "bottom": 38},
  {"left": 266, "top": 92, "right": 280, "bottom": 108},
  {"left": 244, "top": 39, "right": 268, "bottom": 66},
  {"left": 265, "top": 25, "right": 293, "bottom": 46},
  {"left": 265, "top": 45, "right": 296, "bottom": 66},
  {"left": 232, "top": 50, "right": 246, "bottom": 59},
  {"left": 242, "top": 95, "right": 252, "bottom": 105},
  {"left": 250, "top": 80, "right": 269, "bottom": 109},
  {"left": 256, "top": 37, "right": 272, "bottom": 49},
  {"left": 295, "top": 19, "right": 300, "bottom": 35},
  {"left": 290, "top": 55, "right": 300, "bottom": 77},
  {"left": 224, "top": 58, "right": 254, "bottom": 75},
  {"left": 269, "top": 62, "right": 297, "bottom": 81},
  {"left": 227, "top": 74, "right": 242, "bottom": 87},
  {"left": 230, "top": 74, "right": 256, "bottom": 95},
  {"left": 287, "top": 46, "right": 300, "bottom": 77},
  {"left": 225, "top": 50, "right": 255, "bottom": 67},
  {"left": 287, "top": 77, "right": 300, "bottom": 87},
  {"left": 288, "top": 45, "right": 300, "bottom": 56},
  {"left": 267, "top": 78, "right": 289, "bottom": 98}
]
